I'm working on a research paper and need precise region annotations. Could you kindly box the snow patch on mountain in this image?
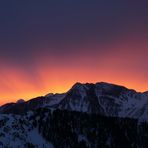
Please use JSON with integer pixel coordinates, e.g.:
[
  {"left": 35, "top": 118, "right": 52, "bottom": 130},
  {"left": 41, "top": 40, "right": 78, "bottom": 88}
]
[
  {"left": 0, "top": 113, "right": 53, "bottom": 148},
  {"left": 1, "top": 82, "right": 148, "bottom": 121}
]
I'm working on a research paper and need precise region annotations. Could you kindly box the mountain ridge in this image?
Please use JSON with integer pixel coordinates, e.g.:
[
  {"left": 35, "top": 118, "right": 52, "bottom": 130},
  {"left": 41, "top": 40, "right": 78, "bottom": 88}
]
[
  {"left": 0, "top": 82, "right": 148, "bottom": 147},
  {"left": 0, "top": 82, "right": 148, "bottom": 121}
]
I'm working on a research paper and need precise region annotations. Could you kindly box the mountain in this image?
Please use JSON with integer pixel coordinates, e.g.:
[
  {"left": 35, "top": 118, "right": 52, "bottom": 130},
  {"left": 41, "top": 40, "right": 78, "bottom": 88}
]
[
  {"left": 16, "top": 99, "right": 25, "bottom": 104},
  {"left": 0, "top": 108, "right": 148, "bottom": 148},
  {"left": 0, "top": 93, "right": 65, "bottom": 114},
  {"left": 0, "top": 112, "right": 54, "bottom": 148},
  {"left": 1, "top": 82, "right": 148, "bottom": 147},
  {"left": 1, "top": 82, "right": 148, "bottom": 121},
  {"left": 58, "top": 82, "right": 148, "bottom": 121}
]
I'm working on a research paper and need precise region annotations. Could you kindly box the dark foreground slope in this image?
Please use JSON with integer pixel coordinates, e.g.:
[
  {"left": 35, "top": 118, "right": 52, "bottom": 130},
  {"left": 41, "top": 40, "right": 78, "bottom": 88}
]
[
  {"left": 1, "top": 108, "right": 148, "bottom": 148},
  {"left": 32, "top": 108, "right": 148, "bottom": 148}
]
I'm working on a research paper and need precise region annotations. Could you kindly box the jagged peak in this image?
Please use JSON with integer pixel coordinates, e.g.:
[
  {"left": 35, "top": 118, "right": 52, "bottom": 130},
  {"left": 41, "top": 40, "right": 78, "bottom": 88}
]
[
  {"left": 71, "top": 82, "right": 127, "bottom": 91},
  {"left": 71, "top": 82, "right": 84, "bottom": 90},
  {"left": 16, "top": 99, "right": 25, "bottom": 104},
  {"left": 70, "top": 82, "right": 95, "bottom": 92},
  {"left": 95, "top": 82, "right": 137, "bottom": 92},
  {"left": 96, "top": 82, "right": 125, "bottom": 88},
  {"left": 143, "top": 91, "right": 148, "bottom": 96},
  {"left": 72, "top": 82, "right": 129, "bottom": 89},
  {"left": 45, "top": 93, "right": 54, "bottom": 97}
]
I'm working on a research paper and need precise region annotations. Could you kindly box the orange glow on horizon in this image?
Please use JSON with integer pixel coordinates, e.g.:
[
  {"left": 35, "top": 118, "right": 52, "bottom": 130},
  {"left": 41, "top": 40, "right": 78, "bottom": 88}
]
[
  {"left": 0, "top": 1, "right": 148, "bottom": 107},
  {"left": 0, "top": 38, "right": 148, "bottom": 105},
  {"left": 0, "top": 63, "right": 148, "bottom": 105}
]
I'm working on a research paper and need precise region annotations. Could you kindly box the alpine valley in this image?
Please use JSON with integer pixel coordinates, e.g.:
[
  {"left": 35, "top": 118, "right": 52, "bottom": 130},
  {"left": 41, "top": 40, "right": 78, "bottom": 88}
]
[{"left": 0, "top": 82, "right": 148, "bottom": 148}]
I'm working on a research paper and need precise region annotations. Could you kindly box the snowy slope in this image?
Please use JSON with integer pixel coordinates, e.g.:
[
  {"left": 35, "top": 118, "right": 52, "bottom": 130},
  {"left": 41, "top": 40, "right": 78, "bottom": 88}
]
[
  {"left": 0, "top": 82, "right": 148, "bottom": 121},
  {"left": 0, "top": 93, "right": 65, "bottom": 114},
  {"left": 57, "top": 82, "right": 148, "bottom": 120},
  {"left": 0, "top": 113, "right": 53, "bottom": 148},
  {"left": 1, "top": 82, "right": 148, "bottom": 148}
]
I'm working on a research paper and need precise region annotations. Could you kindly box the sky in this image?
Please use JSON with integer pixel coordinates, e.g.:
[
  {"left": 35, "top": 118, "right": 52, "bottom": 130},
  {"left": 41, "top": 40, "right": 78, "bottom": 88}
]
[{"left": 0, "top": 0, "right": 148, "bottom": 104}]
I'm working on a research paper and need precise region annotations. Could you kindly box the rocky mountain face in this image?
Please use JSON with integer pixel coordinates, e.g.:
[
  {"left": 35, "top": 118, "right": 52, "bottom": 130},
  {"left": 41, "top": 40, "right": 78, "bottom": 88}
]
[
  {"left": 0, "top": 82, "right": 148, "bottom": 147},
  {"left": 57, "top": 82, "right": 148, "bottom": 121},
  {"left": 0, "top": 94, "right": 65, "bottom": 114},
  {"left": 1, "top": 82, "right": 148, "bottom": 121}
]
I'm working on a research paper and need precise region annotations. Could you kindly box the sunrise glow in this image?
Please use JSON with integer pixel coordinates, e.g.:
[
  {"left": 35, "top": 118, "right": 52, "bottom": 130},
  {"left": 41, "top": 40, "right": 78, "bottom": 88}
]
[{"left": 0, "top": 1, "right": 148, "bottom": 105}]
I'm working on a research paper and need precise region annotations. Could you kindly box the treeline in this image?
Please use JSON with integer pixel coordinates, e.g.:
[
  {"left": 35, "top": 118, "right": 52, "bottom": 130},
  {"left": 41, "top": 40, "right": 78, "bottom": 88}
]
[{"left": 30, "top": 108, "right": 148, "bottom": 148}]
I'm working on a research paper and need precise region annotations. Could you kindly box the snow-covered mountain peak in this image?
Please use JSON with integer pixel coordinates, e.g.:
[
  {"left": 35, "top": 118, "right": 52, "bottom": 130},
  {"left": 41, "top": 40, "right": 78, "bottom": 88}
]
[
  {"left": 71, "top": 82, "right": 85, "bottom": 90},
  {"left": 69, "top": 82, "right": 89, "bottom": 97},
  {"left": 45, "top": 93, "right": 54, "bottom": 97},
  {"left": 1, "top": 82, "right": 148, "bottom": 121},
  {"left": 1, "top": 82, "right": 148, "bottom": 147},
  {"left": 96, "top": 82, "right": 127, "bottom": 91},
  {"left": 71, "top": 82, "right": 95, "bottom": 89},
  {"left": 16, "top": 99, "right": 25, "bottom": 104},
  {"left": 143, "top": 91, "right": 148, "bottom": 96}
]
